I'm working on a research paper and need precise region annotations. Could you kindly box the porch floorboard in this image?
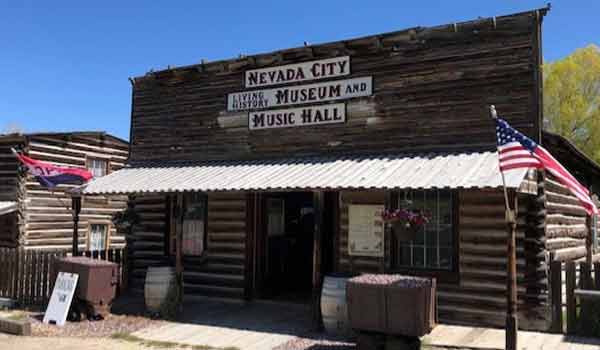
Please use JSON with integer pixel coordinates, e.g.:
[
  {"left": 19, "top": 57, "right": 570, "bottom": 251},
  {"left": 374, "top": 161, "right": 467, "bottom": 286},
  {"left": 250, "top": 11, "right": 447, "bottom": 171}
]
[{"left": 132, "top": 299, "right": 311, "bottom": 350}]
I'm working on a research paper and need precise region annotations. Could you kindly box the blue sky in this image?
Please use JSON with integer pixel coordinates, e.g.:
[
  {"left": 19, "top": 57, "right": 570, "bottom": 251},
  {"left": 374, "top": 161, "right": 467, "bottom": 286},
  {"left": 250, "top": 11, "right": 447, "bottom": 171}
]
[{"left": 1, "top": 1, "right": 598, "bottom": 140}]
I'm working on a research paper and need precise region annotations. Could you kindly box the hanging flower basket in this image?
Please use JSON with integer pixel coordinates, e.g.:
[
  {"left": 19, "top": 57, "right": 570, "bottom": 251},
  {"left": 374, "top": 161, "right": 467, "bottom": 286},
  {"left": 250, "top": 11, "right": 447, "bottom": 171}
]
[
  {"left": 391, "top": 221, "right": 422, "bottom": 242},
  {"left": 382, "top": 208, "right": 429, "bottom": 242}
]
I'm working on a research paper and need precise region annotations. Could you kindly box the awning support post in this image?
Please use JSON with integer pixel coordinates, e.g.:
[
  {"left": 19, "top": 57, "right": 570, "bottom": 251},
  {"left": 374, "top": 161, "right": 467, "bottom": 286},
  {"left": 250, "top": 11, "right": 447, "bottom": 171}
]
[
  {"left": 312, "top": 191, "right": 324, "bottom": 331},
  {"left": 585, "top": 214, "right": 593, "bottom": 288},
  {"left": 505, "top": 192, "right": 518, "bottom": 350},
  {"left": 175, "top": 193, "right": 184, "bottom": 308},
  {"left": 71, "top": 194, "right": 82, "bottom": 256},
  {"left": 490, "top": 104, "right": 518, "bottom": 350}
]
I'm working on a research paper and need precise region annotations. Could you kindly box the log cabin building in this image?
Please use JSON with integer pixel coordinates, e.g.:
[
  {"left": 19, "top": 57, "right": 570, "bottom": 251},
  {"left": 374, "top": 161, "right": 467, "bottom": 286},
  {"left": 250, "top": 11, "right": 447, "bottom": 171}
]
[
  {"left": 0, "top": 132, "right": 128, "bottom": 250},
  {"left": 82, "top": 7, "right": 600, "bottom": 331}
]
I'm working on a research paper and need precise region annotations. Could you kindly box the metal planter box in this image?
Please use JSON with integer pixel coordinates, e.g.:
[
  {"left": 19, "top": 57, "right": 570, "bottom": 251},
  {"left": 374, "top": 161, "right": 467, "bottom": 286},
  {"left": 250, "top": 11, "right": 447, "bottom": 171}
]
[
  {"left": 346, "top": 274, "right": 436, "bottom": 337},
  {"left": 55, "top": 257, "right": 118, "bottom": 316}
]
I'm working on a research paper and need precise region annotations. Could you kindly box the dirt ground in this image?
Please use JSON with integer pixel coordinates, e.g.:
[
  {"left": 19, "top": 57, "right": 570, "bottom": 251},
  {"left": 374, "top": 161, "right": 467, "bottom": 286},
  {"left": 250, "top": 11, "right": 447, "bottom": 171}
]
[{"left": 0, "top": 334, "right": 144, "bottom": 350}]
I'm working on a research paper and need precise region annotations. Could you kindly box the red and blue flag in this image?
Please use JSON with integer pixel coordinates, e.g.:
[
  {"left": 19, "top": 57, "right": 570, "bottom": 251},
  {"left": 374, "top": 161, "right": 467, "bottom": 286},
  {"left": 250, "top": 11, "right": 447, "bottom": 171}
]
[
  {"left": 496, "top": 118, "right": 598, "bottom": 216},
  {"left": 13, "top": 150, "right": 93, "bottom": 188}
]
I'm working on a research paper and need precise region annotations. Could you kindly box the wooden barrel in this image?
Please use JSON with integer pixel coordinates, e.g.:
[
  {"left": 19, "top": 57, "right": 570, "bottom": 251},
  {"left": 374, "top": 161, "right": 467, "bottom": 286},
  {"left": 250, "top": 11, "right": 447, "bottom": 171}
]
[
  {"left": 144, "top": 266, "right": 176, "bottom": 312},
  {"left": 321, "top": 275, "right": 350, "bottom": 336}
]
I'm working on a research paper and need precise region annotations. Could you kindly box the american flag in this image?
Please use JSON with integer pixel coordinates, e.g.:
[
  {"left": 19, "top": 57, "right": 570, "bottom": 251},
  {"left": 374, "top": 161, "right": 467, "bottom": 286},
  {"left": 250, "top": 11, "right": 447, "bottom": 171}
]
[{"left": 496, "top": 118, "right": 598, "bottom": 216}]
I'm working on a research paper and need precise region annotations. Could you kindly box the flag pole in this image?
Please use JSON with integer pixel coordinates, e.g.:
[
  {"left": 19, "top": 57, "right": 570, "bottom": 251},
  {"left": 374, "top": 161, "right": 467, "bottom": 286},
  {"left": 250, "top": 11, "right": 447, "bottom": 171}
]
[{"left": 490, "top": 105, "right": 518, "bottom": 350}]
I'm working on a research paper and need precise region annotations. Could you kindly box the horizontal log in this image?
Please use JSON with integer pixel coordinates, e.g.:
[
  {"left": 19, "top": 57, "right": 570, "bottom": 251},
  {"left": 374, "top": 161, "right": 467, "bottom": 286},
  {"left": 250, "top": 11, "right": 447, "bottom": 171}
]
[
  {"left": 545, "top": 237, "right": 585, "bottom": 250},
  {"left": 545, "top": 177, "right": 573, "bottom": 196},
  {"left": 552, "top": 246, "right": 587, "bottom": 262},
  {"left": 546, "top": 213, "right": 586, "bottom": 226},
  {"left": 546, "top": 190, "right": 581, "bottom": 207},
  {"left": 546, "top": 202, "right": 587, "bottom": 217},
  {"left": 546, "top": 224, "right": 587, "bottom": 239}
]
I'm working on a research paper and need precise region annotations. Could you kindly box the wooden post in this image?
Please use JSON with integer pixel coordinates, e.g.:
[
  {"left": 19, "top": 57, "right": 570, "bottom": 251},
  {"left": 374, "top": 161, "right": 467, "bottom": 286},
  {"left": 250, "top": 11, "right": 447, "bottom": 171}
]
[
  {"left": 244, "top": 192, "right": 256, "bottom": 301},
  {"left": 586, "top": 215, "right": 594, "bottom": 288},
  {"left": 490, "top": 105, "right": 518, "bottom": 350},
  {"left": 174, "top": 193, "right": 184, "bottom": 306},
  {"left": 565, "top": 261, "right": 577, "bottom": 334},
  {"left": 312, "top": 191, "right": 324, "bottom": 330},
  {"left": 549, "top": 259, "right": 563, "bottom": 333},
  {"left": 71, "top": 194, "right": 82, "bottom": 256},
  {"left": 505, "top": 192, "right": 518, "bottom": 350},
  {"left": 594, "top": 262, "right": 600, "bottom": 290}
]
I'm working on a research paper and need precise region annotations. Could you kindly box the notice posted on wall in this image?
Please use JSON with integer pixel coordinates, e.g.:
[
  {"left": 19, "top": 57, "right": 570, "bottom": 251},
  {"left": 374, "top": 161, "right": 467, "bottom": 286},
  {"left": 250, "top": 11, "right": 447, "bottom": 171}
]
[
  {"left": 348, "top": 204, "right": 384, "bottom": 257},
  {"left": 43, "top": 272, "right": 79, "bottom": 326}
]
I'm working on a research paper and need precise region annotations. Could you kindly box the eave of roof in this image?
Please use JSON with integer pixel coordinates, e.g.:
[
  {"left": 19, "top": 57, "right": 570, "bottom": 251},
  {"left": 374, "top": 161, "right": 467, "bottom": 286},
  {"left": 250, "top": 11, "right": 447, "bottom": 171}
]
[{"left": 82, "top": 151, "right": 527, "bottom": 195}]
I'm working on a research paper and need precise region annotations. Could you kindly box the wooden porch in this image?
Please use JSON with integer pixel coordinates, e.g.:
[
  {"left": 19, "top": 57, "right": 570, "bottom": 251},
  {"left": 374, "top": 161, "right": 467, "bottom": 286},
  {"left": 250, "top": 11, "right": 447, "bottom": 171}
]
[
  {"left": 131, "top": 299, "right": 313, "bottom": 350},
  {"left": 125, "top": 298, "right": 600, "bottom": 350},
  {"left": 424, "top": 324, "right": 600, "bottom": 350}
]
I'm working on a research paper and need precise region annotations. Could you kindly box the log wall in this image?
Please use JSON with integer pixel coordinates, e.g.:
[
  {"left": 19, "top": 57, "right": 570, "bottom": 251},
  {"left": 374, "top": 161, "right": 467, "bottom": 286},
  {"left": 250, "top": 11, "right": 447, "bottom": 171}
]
[
  {"left": 0, "top": 133, "right": 129, "bottom": 250},
  {"left": 128, "top": 192, "right": 248, "bottom": 299},
  {"left": 544, "top": 173, "right": 589, "bottom": 262},
  {"left": 0, "top": 135, "right": 25, "bottom": 247},
  {"left": 128, "top": 194, "right": 169, "bottom": 294},
  {"left": 129, "top": 10, "right": 543, "bottom": 163},
  {"left": 335, "top": 189, "right": 551, "bottom": 330},
  {"left": 184, "top": 192, "right": 247, "bottom": 299}
]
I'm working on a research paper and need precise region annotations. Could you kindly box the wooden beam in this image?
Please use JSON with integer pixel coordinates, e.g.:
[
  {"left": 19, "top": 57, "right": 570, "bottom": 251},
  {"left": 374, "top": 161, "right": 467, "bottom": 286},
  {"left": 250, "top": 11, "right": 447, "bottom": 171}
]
[
  {"left": 244, "top": 192, "right": 255, "bottom": 300},
  {"left": 71, "top": 195, "right": 82, "bottom": 256},
  {"left": 175, "top": 193, "right": 184, "bottom": 305},
  {"left": 312, "top": 191, "right": 325, "bottom": 331},
  {"left": 565, "top": 261, "right": 577, "bottom": 334},
  {"left": 505, "top": 190, "right": 518, "bottom": 350},
  {"left": 549, "top": 260, "right": 562, "bottom": 333},
  {"left": 586, "top": 215, "right": 594, "bottom": 288},
  {"left": 575, "top": 289, "right": 600, "bottom": 299}
]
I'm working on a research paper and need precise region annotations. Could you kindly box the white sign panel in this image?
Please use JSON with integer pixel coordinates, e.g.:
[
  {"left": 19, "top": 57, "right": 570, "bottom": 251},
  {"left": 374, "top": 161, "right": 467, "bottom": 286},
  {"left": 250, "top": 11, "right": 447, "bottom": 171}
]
[
  {"left": 245, "top": 56, "right": 350, "bottom": 88},
  {"left": 228, "top": 76, "right": 372, "bottom": 111},
  {"left": 249, "top": 103, "right": 345, "bottom": 130},
  {"left": 348, "top": 205, "right": 384, "bottom": 257},
  {"left": 43, "top": 272, "right": 78, "bottom": 326}
]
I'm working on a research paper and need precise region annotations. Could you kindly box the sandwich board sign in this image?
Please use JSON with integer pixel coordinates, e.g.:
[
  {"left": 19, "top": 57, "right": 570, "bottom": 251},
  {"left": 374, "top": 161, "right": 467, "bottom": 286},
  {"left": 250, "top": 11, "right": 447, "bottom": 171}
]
[{"left": 43, "top": 272, "right": 78, "bottom": 326}]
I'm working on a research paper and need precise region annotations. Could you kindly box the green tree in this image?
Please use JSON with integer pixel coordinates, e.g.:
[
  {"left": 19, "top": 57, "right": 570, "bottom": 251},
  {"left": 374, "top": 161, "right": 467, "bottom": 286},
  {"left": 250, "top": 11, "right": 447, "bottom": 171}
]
[{"left": 544, "top": 45, "right": 600, "bottom": 163}]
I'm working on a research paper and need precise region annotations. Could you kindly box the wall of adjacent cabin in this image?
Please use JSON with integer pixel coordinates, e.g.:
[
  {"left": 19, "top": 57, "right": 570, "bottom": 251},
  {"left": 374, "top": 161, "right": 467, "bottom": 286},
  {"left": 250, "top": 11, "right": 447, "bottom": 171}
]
[
  {"left": 129, "top": 11, "right": 542, "bottom": 163},
  {"left": 20, "top": 134, "right": 129, "bottom": 250},
  {"left": 0, "top": 135, "right": 26, "bottom": 247},
  {"left": 543, "top": 173, "right": 591, "bottom": 262},
  {"left": 335, "top": 189, "right": 550, "bottom": 331}
]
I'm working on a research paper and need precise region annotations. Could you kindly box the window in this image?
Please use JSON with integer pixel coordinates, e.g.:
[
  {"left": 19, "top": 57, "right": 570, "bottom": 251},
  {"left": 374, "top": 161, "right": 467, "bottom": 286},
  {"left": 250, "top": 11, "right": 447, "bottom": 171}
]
[
  {"left": 181, "top": 193, "right": 207, "bottom": 256},
  {"left": 393, "top": 189, "right": 455, "bottom": 271},
  {"left": 86, "top": 158, "right": 109, "bottom": 178},
  {"left": 89, "top": 223, "right": 109, "bottom": 251}
]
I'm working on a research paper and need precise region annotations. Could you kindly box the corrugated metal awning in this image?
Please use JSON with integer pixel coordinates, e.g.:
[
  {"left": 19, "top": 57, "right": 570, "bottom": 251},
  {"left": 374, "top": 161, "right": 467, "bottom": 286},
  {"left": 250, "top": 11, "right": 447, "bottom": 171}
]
[
  {"left": 0, "top": 201, "right": 17, "bottom": 216},
  {"left": 82, "top": 152, "right": 528, "bottom": 195}
]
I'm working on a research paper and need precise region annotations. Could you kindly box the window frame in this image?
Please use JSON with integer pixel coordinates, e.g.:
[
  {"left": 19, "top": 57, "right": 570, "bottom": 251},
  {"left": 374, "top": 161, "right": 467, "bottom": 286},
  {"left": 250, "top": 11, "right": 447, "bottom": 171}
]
[
  {"left": 169, "top": 192, "right": 209, "bottom": 257},
  {"left": 388, "top": 190, "right": 460, "bottom": 283},
  {"left": 85, "top": 156, "right": 111, "bottom": 178},
  {"left": 87, "top": 221, "right": 111, "bottom": 252}
]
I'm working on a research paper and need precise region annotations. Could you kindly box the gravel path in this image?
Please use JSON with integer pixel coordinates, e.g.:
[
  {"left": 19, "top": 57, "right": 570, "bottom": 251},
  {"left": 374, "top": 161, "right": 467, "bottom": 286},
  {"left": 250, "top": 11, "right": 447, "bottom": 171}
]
[
  {"left": 0, "top": 336, "right": 144, "bottom": 350},
  {"left": 29, "top": 312, "right": 165, "bottom": 337}
]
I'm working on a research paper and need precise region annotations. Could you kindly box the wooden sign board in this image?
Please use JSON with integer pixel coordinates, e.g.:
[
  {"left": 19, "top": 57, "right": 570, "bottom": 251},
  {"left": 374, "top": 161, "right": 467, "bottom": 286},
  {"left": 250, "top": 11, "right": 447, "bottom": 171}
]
[
  {"left": 228, "top": 76, "right": 372, "bottom": 111},
  {"left": 43, "top": 272, "right": 78, "bottom": 326},
  {"left": 245, "top": 56, "right": 350, "bottom": 88},
  {"left": 348, "top": 204, "right": 384, "bottom": 257},
  {"left": 249, "top": 103, "right": 346, "bottom": 130}
]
